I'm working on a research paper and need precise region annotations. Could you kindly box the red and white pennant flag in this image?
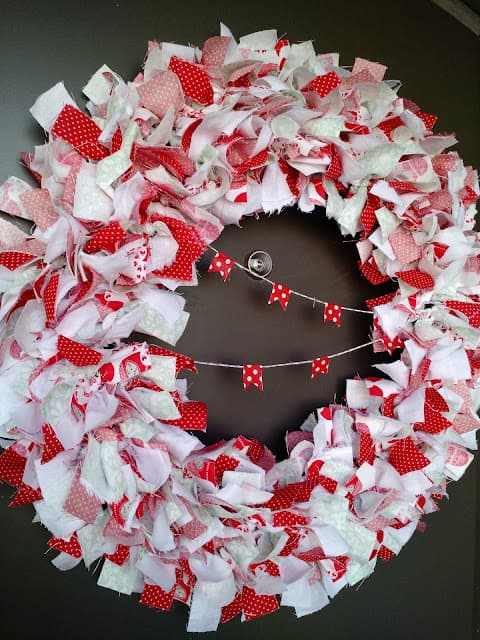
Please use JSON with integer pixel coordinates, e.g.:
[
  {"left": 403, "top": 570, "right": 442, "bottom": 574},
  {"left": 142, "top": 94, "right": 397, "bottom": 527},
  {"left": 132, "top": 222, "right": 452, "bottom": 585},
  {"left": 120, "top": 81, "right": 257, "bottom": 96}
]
[
  {"left": 208, "top": 252, "right": 235, "bottom": 281},
  {"left": 268, "top": 282, "right": 291, "bottom": 310},
  {"left": 312, "top": 356, "right": 330, "bottom": 378},
  {"left": 324, "top": 302, "right": 342, "bottom": 326},
  {"left": 243, "top": 364, "right": 263, "bottom": 390}
]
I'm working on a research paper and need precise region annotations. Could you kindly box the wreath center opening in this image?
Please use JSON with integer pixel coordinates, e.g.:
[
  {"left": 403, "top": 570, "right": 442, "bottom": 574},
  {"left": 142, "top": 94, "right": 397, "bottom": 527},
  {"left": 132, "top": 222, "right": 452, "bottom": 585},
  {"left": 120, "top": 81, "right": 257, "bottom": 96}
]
[{"left": 175, "top": 207, "right": 394, "bottom": 454}]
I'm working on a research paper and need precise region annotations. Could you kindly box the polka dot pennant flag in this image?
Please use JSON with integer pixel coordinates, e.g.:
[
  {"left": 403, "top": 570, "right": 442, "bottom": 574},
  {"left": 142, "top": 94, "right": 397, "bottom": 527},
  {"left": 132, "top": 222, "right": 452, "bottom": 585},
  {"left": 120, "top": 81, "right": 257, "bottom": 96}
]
[
  {"left": 311, "top": 356, "right": 330, "bottom": 378},
  {"left": 323, "top": 302, "right": 342, "bottom": 326},
  {"left": 268, "top": 282, "right": 291, "bottom": 310},
  {"left": 243, "top": 364, "right": 263, "bottom": 391},
  {"left": 208, "top": 251, "right": 235, "bottom": 281}
]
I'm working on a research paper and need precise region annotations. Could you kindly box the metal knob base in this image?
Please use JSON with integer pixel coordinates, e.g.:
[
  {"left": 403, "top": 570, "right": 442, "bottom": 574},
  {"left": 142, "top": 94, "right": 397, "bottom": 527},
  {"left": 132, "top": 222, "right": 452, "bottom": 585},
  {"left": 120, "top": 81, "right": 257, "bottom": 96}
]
[{"left": 245, "top": 250, "right": 273, "bottom": 278}]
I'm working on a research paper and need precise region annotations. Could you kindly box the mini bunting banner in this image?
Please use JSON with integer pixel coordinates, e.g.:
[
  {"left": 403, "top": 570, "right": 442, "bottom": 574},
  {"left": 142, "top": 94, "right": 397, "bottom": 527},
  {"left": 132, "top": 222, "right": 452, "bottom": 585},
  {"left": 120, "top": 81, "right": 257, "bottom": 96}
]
[
  {"left": 243, "top": 364, "right": 263, "bottom": 390},
  {"left": 268, "top": 282, "right": 291, "bottom": 310},
  {"left": 208, "top": 252, "right": 235, "bottom": 281},
  {"left": 312, "top": 356, "right": 330, "bottom": 378},
  {"left": 324, "top": 302, "right": 342, "bottom": 326}
]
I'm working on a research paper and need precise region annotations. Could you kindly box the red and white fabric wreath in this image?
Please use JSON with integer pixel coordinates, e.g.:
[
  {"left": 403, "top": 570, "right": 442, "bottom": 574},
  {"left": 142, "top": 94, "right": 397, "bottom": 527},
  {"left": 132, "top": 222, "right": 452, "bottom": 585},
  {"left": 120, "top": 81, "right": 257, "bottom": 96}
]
[{"left": 0, "top": 26, "right": 479, "bottom": 632}]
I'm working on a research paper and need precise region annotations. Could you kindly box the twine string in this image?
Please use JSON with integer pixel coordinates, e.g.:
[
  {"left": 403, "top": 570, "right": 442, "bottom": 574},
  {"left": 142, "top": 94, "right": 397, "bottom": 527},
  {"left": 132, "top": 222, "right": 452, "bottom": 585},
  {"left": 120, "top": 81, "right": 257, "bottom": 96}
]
[
  {"left": 207, "top": 245, "right": 374, "bottom": 315},
  {"left": 194, "top": 338, "right": 380, "bottom": 369}
]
